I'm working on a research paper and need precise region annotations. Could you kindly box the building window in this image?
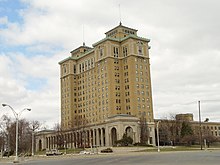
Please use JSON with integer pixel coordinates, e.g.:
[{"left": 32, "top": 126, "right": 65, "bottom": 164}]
[
  {"left": 137, "top": 41, "right": 144, "bottom": 55},
  {"left": 126, "top": 98, "right": 130, "bottom": 103},
  {"left": 115, "top": 86, "right": 120, "bottom": 90},
  {"left": 114, "top": 59, "right": 119, "bottom": 64},
  {"left": 85, "top": 61, "right": 87, "bottom": 70},
  {"left": 116, "top": 92, "right": 120, "bottom": 97},
  {"left": 91, "top": 58, "right": 94, "bottom": 67},
  {"left": 113, "top": 47, "right": 119, "bottom": 58},
  {"left": 115, "top": 79, "right": 120, "bottom": 83},
  {"left": 123, "top": 46, "right": 128, "bottom": 57},
  {"left": 73, "top": 65, "right": 76, "bottom": 73},
  {"left": 99, "top": 46, "right": 103, "bottom": 58},
  {"left": 82, "top": 63, "right": 84, "bottom": 71},
  {"left": 125, "top": 85, "right": 129, "bottom": 90},
  {"left": 116, "top": 99, "right": 121, "bottom": 103},
  {"left": 114, "top": 66, "right": 119, "bottom": 70}
]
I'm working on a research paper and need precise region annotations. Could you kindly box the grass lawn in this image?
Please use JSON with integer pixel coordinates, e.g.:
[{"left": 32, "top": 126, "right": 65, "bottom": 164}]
[{"left": 136, "top": 145, "right": 220, "bottom": 152}]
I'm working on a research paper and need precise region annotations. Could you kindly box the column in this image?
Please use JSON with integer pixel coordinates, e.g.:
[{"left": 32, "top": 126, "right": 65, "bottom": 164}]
[
  {"left": 46, "top": 137, "right": 48, "bottom": 149},
  {"left": 100, "top": 128, "right": 104, "bottom": 147},
  {"left": 76, "top": 132, "right": 78, "bottom": 148},
  {"left": 93, "top": 129, "right": 96, "bottom": 146},
  {"left": 105, "top": 127, "right": 110, "bottom": 147},
  {"left": 70, "top": 133, "right": 73, "bottom": 149},
  {"left": 88, "top": 130, "right": 91, "bottom": 147},
  {"left": 96, "top": 129, "right": 100, "bottom": 146},
  {"left": 48, "top": 136, "right": 51, "bottom": 149},
  {"left": 51, "top": 136, "right": 53, "bottom": 149},
  {"left": 73, "top": 133, "right": 76, "bottom": 148}
]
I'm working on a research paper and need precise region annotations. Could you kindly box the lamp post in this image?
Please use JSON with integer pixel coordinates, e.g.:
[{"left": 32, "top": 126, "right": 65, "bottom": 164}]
[
  {"left": 198, "top": 101, "right": 203, "bottom": 150},
  {"left": 156, "top": 121, "right": 161, "bottom": 152},
  {"left": 2, "top": 104, "right": 31, "bottom": 163},
  {"left": 64, "top": 140, "right": 67, "bottom": 155},
  {"left": 32, "top": 131, "right": 34, "bottom": 156}
]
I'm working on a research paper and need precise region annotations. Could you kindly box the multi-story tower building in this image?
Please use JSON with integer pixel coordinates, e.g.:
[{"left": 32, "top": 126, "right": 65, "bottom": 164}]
[
  {"left": 59, "top": 23, "right": 154, "bottom": 131},
  {"left": 35, "top": 24, "right": 156, "bottom": 150}
]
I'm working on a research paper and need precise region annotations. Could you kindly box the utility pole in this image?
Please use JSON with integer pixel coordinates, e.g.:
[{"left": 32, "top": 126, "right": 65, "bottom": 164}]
[
  {"left": 198, "top": 101, "right": 203, "bottom": 150},
  {"left": 156, "top": 121, "right": 161, "bottom": 152}
]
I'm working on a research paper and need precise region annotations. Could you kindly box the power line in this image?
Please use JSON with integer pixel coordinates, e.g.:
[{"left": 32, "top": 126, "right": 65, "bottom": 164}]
[
  {"left": 200, "top": 99, "right": 220, "bottom": 103},
  {"left": 179, "top": 101, "right": 197, "bottom": 105},
  {"left": 156, "top": 99, "right": 220, "bottom": 109}
]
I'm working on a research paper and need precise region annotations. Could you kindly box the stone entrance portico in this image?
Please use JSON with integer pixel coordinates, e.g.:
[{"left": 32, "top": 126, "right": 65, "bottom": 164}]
[{"left": 36, "top": 115, "right": 155, "bottom": 151}]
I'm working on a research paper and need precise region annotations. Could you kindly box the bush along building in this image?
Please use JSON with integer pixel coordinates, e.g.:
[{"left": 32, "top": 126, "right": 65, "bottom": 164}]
[{"left": 36, "top": 23, "right": 156, "bottom": 151}]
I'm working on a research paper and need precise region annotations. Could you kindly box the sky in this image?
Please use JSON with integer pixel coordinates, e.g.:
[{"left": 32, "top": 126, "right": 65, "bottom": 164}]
[{"left": 0, "top": 0, "right": 220, "bottom": 129}]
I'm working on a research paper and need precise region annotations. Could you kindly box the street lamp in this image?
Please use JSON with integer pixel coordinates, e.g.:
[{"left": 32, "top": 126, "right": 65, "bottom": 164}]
[
  {"left": 198, "top": 101, "right": 203, "bottom": 150},
  {"left": 32, "top": 131, "right": 34, "bottom": 156},
  {"left": 156, "top": 121, "right": 161, "bottom": 152},
  {"left": 2, "top": 104, "right": 31, "bottom": 163},
  {"left": 64, "top": 140, "right": 67, "bottom": 155}
]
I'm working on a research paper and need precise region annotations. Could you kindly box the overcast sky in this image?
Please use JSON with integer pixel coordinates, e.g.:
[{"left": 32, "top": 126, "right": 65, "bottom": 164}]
[{"left": 0, "top": 0, "right": 220, "bottom": 128}]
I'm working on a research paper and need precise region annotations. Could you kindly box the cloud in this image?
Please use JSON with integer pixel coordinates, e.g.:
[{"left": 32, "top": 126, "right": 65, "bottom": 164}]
[
  {"left": 0, "top": 16, "right": 8, "bottom": 25},
  {"left": 0, "top": 51, "right": 64, "bottom": 127},
  {"left": 1, "top": 0, "right": 220, "bottom": 127}
]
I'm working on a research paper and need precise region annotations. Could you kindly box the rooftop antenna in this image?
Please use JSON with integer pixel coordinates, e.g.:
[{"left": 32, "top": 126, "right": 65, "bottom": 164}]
[
  {"left": 82, "top": 24, "right": 85, "bottom": 46},
  {"left": 119, "top": 4, "right": 122, "bottom": 25}
]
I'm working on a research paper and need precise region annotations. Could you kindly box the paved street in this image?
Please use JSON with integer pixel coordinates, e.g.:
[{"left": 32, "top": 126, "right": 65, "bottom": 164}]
[{"left": 1, "top": 151, "right": 220, "bottom": 165}]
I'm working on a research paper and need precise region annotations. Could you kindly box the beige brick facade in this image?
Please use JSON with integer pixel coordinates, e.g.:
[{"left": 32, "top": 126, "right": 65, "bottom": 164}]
[
  {"left": 35, "top": 24, "right": 156, "bottom": 151},
  {"left": 59, "top": 23, "right": 154, "bottom": 130}
]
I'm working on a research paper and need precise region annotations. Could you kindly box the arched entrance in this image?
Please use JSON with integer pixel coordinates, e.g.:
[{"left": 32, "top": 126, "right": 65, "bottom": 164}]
[
  {"left": 38, "top": 139, "right": 42, "bottom": 151},
  {"left": 111, "top": 127, "right": 117, "bottom": 146},
  {"left": 125, "top": 126, "right": 133, "bottom": 139}
]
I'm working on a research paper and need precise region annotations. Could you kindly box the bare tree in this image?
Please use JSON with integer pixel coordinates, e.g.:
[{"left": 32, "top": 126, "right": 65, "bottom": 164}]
[
  {"left": 53, "top": 123, "right": 64, "bottom": 149},
  {"left": 70, "top": 115, "right": 89, "bottom": 148},
  {"left": 159, "top": 114, "right": 182, "bottom": 146},
  {"left": 0, "top": 115, "right": 13, "bottom": 153},
  {"left": 180, "top": 121, "right": 194, "bottom": 145},
  {"left": 0, "top": 116, "right": 42, "bottom": 156},
  {"left": 139, "top": 116, "right": 149, "bottom": 145},
  {"left": 18, "top": 119, "right": 31, "bottom": 153},
  {"left": 29, "top": 120, "right": 41, "bottom": 155},
  {"left": 202, "top": 127, "right": 220, "bottom": 147}
]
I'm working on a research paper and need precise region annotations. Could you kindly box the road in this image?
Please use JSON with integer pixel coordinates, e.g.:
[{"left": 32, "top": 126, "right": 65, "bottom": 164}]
[{"left": 1, "top": 151, "right": 220, "bottom": 165}]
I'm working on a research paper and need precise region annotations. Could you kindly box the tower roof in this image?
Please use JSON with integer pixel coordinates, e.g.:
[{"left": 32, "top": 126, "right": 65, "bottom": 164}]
[
  {"left": 105, "top": 23, "right": 138, "bottom": 38},
  {"left": 105, "top": 23, "right": 138, "bottom": 35}
]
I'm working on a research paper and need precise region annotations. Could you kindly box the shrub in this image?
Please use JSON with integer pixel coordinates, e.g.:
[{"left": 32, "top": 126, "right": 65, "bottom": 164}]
[{"left": 116, "top": 133, "right": 133, "bottom": 146}]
